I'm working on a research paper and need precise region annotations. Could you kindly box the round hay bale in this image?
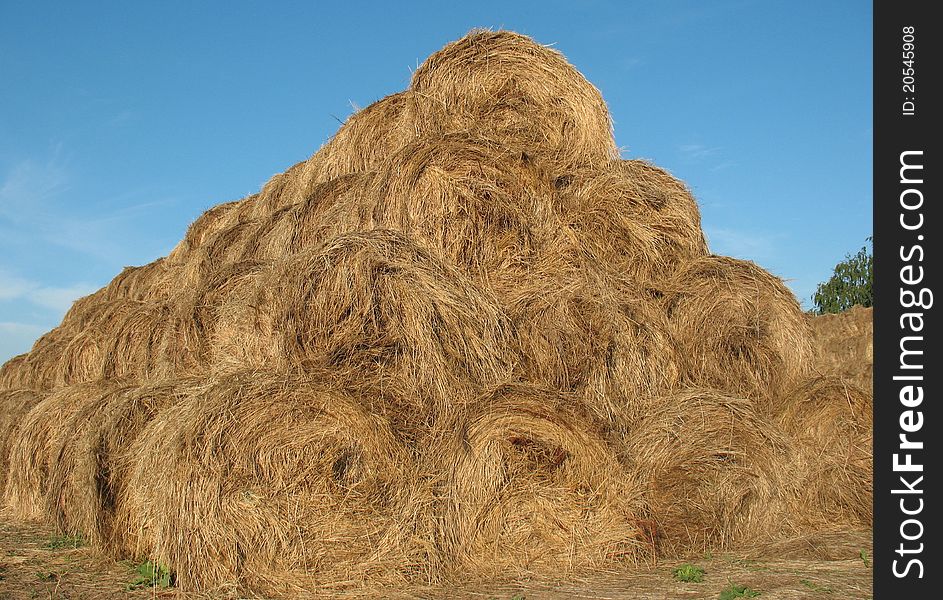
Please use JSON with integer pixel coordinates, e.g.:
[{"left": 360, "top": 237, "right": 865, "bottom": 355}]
[
  {"left": 159, "top": 260, "right": 269, "bottom": 376},
  {"left": 621, "top": 389, "right": 801, "bottom": 555},
  {"left": 98, "top": 302, "right": 176, "bottom": 382},
  {"left": 776, "top": 375, "right": 872, "bottom": 528},
  {"left": 504, "top": 265, "right": 680, "bottom": 424},
  {"left": 661, "top": 256, "right": 814, "bottom": 408},
  {"left": 166, "top": 199, "right": 241, "bottom": 264},
  {"left": 555, "top": 159, "right": 709, "bottom": 282},
  {"left": 250, "top": 161, "right": 308, "bottom": 219},
  {"left": 253, "top": 173, "right": 373, "bottom": 261},
  {"left": 44, "top": 379, "right": 195, "bottom": 554},
  {"left": 122, "top": 371, "right": 427, "bottom": 595},
  {"left": 53, "top": 328, "right": 107, "bottom": 387},
  {"left": 103, "top": 258, "right": 171, "bottom": 302},
  {"left": 431, "top": 383, "right": 648, "bottom": 579},
  {"left": 61, "top": 288, "right": 109, "bottom": 329},
  {"left": 0, "top": 389, "right": 42, "bottom": 495},
  {"left": 214, "top": 230, "right": 514, "bottom": 425},
  {"left": 6, "top": 334, "right": 65, "bottom": 392},
  {"left": 808, "top": 305, "right": 873, "bottom": 390},
  {"left": 50, "top": 300, "right": 166, "bottom": 385},
  {"left": 408, "top": 30, "right": 617, "bottom": 168},
  {"left": 3, "top": 380, "right": 123, "bottom": 520},
  {"left": 0, "top": 354, "right": 31, "bottom": 391},
  {"left": 44, "top": 383, "right": 138, "bottom": 537},
  {"left": 303, "top": 91, "right": 417, "bottom": 185},
  {"left": 363, "top": 134, "right": 558, "bottom": 277},
  {"left": 193, "top": 216, "right": 263, "bottom": 270}
]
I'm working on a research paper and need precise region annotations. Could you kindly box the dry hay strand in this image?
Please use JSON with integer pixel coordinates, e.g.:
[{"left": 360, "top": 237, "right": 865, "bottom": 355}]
[
  {"left": 621, "top": 389, "right": 802, "bottom": 556},
  {"left": 123, "top": 370, "right": 428, "bottom": 595},
  {"left": 185, "top": 216, "right": 263, "bottom": 278},
  {"left": 776, "top": 375, "right": 872, "bottom": 529},
  {"left": 102, "top": 258, "right": 173, "bottom": 302},
  {"left": 431, "top": 383, "right": 648, "bottom": 580},
  {"left": 166, "top": 199, "right": 241, "bottom": 264},
  {"left": 0, "top": 328, "right": 75, "bottom": 392},
  {"left": 50, "top": 300, "right": 166, "bottom": 385},
  {"left": 253, "top": 173, "right": 373, "bottom": 261},
  {"left": 160, "top": 260, "right": 269, "bottom": 375},
  {"left": 60, "top": 288, "right": 109, "bottom": 329},
  {"left": 808, "top": 305, "right": 873, "bottom": 389},
  {"left": 555, "top": 159, "right": 709, "bottom": 282},
  {"left": 0, "top": 389, "right": 43, "bottom": 495},
  {"left": 362, "top": 134, "right": 560, "bottom": 277},
  {"left": 302, "top": 91, "right": 417, "bottom": 187},
  {"left": 249, "top": 162, "right": 308, "bottom": 219},
  {"left": 43, "top": 384, "right": 138, "bottom": 537},
  {"left": 99, "top": 302, "right": 180, "bottom": 382},
  {"left": 504, "top": 265, "right": 680, "bottom": 425},
  {"left": 408, "top": 30, "right": 617, "bottom": 168},
  {"left": 43, "top": 379, "right": 195, "bottom": 554},
  {"left": 0, "top": 354, "right": 32, "bottom": 391},
  {"left": 661, "top": 256, "right": 814, "bottom": 409},
  {"left": 3, "top": 380, "right": 123, "bottom": 520},
  {"left": 214, "top": 230, "right": 514, "bottom": 426}
]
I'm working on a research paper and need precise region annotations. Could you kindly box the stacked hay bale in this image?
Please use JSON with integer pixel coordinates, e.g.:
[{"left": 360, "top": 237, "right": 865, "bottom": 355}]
[
  {"left": 808, "top": 305, "right": 873, "bottom": 391},
  {"left": 0, "top": 30, "right": 872, "bottom": 596}
]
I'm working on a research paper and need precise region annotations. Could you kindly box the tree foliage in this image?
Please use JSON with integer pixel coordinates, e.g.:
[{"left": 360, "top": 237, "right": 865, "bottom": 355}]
[{"left": 811, "top": 238, "right": 873, "bottom": 315}]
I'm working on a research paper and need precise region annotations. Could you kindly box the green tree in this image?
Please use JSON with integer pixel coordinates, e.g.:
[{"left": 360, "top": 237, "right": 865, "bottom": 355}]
[{"left": 811, "top": 237, "right": 873, "bottom": 315}]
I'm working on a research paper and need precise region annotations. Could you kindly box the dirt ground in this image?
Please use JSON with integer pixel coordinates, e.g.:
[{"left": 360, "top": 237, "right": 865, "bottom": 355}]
[{"left": 0, "top": 510, "right": 872, "bottom": 600}]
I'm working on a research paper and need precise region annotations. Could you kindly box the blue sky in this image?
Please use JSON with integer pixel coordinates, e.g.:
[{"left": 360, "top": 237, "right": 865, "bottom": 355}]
[{"left": 0, "top": 1, "right": 872, "bottom": 363}]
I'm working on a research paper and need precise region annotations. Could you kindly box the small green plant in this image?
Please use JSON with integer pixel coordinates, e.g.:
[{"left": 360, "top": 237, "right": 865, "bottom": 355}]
[
  {"left": 127, "top": 560, "right": 173, "bottom": 590},
  {"left": 35, "top": 570, "right": 59, "bottom": 582},
  {"left": 801, "top": 579, "right": 833, "bottom": 593},
  {"left": 718, "top": 583, "right": 761, "bottom": 599},
  {"left": 859, "top": 549, "right": 870, "bottom": 567},
  {"left": 673, "top": 563, "right": 705, "bottom": 583},
  {"left": 43, "top": 533, "right": 85, "bottom": 550},
  {"left": 510, "top": 595, "right": 526, "bottom": 600}
]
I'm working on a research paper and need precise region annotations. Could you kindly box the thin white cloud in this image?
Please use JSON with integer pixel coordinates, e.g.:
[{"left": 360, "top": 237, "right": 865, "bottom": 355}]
[
  {"left": 1, "top": 151, "right": 179, "bottom": 263},
  {"left": 0, "top": 271, "right": 36, "bottom": 300},
  {"left": 28, "top": 283, "right": 98, "bottom": 312},
  {"left": 0, "top": 153, "right": 69, "bottom": 223},
  {"left": 703, "top": 226, "right": 781, "bottom": 262},
  {"left": 679, "top": 143, "right": 721, "bottom": 161},
  {"left": 0, "top": 269, "right": 97, "bottom": 313},
  {"left": 0, "top": 321, "right": 49, "bottom": 364}
]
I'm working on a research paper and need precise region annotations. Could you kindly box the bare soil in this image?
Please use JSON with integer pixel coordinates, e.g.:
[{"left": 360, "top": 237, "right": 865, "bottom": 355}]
[{"left": 0, "top": 511, "right": 872, "bottom": 600}]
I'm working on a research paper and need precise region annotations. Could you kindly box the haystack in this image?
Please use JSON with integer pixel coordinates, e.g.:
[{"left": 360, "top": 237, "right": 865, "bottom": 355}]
[
  {"left": 122, "top": 371, "right": 428, "bottom": 595},
  {"left": 364, "top": 134, "right": 558, "bottom": 277},
  {"left": 621, "top": 389, "right": 801, "bottom": 555},
  {"left": 166, "top": 199, "right": 241, "bottom": 265},
  {"left": 504, "top": 265, "right": 680, "bottom": 423},
  {"left": 555, "top": 159, "right": 709, "bottom": 281},
  {"left": 775, "top": 375, "right": 873, "bottom": 528},
  {"left": 661, "top": 256, "right": 814, "bottom": 409},
  {"left": 0, "top": 389, "right": 41, "bottom": 494},
  {"left": 808, "top": 305, "right": 873, "bottom": 390},
  {"left": 303, "top": 91, "right": 417, "bottom": 187},
  {"left": 431, "top": 383, "right": 648, "bottom": 579},
  {"left": 214, "top": 230, "right": 514, "bottom": 426},
  {"left": 103, "top": 258, "right": 173, "bottom": 302},
  {"left": 4, "top": 381, "right": 125, "bottom": 519},
  {"left": 0, "top": 29, "right": 871, "bottom": 596},
  {"left": 41, "top": 379, "right": 198, "bottom": 554},
  {"left": 407, "top": 30, "right": 618, "bottom": 169},
  {"left": 252, "top": 172, "right": 374, "bottom": 261}
]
